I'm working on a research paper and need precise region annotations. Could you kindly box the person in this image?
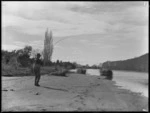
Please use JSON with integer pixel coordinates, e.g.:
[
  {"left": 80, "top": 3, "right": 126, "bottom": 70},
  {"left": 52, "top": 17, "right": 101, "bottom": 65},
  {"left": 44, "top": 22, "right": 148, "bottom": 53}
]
[{"left": 33, "top": 53, "right": 43, "bottom": 86}]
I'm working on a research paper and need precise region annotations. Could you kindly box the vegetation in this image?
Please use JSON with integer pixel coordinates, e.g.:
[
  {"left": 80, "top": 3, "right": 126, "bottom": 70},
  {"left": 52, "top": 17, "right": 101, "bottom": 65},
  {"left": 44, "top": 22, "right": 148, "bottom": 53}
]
[
  {"left": 100, "top": 69, "right": 113, "bottom": 80},
  {"left": 44, "top": 29, "right": 53, "bottom": 65},
  {"left": 77, "top": 68, "right": 86, "bottom": 74},
  {"left": 2, "top": 46, "right": 78, "bottom": 76},
  {"left": 102, "top": 53, "right": 149, "bottom": 72}
]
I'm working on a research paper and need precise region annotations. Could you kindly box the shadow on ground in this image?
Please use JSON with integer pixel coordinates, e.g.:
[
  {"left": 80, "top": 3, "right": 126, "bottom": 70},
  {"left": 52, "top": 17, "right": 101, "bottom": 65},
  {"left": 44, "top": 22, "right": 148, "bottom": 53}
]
[{"left": 40, "top": 86, "right": 68, "bottom": 92}]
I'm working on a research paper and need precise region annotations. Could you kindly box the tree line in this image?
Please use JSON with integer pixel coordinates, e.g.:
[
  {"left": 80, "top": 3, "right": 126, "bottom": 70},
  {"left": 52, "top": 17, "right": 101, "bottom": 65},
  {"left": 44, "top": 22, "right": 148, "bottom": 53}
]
[
  {"left": 2, "top": 45, "right": 78, "bottom": 70},
  {"left": 102, "top": 53, "right": 149, "bottom": 72}
]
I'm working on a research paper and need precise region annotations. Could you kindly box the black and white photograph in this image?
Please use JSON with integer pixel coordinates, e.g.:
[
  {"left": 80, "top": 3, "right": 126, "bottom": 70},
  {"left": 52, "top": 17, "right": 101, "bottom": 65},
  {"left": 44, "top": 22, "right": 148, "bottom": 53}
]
[{"left": 2, "top": 1, "right": 149, "bottom": 111}]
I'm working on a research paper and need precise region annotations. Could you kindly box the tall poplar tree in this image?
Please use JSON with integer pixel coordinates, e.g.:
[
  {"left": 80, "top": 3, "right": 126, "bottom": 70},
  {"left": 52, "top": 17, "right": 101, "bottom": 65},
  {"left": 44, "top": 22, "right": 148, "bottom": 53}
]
[{"left": 44, "top": 28, "right": 53, "bottom": 65}]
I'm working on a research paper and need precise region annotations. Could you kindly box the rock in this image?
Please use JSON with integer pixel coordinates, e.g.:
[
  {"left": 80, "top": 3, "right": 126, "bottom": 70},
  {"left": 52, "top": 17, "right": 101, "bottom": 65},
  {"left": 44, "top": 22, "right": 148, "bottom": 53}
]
[
  {"left": 2, "top": 89, "right": 8, "bottom": 91},
  {"left": 10, "top": 89, "right": 15, "bottom": 91},
  {"left": 77, "top": 68, "right": 86, "bottom": 74},
  {"left": 100, "top": 69, "right": 113, "bottom": 80},
  {"left": 35, "top": 92, "right": 40, "bottom": 95}
]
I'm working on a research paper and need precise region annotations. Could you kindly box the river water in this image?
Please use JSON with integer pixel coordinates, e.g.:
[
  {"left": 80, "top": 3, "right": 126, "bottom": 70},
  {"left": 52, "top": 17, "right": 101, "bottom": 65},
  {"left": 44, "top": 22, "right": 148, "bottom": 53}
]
[{"left": 85, "top": 69, "right": 148, "bottom": 97}]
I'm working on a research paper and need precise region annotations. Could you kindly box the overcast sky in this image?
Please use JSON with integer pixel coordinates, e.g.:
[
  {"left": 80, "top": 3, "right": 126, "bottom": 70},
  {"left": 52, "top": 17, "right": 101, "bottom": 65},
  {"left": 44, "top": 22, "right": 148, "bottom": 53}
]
[{"left": 2, "top": 1, "right": 148, "bottom": 65}]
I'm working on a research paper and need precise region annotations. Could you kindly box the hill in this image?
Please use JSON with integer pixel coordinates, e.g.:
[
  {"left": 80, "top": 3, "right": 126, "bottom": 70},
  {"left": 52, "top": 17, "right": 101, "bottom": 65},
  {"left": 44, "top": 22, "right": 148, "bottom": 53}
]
[{"left": 102, "top": 53, "right": 149, "bottom": 72}]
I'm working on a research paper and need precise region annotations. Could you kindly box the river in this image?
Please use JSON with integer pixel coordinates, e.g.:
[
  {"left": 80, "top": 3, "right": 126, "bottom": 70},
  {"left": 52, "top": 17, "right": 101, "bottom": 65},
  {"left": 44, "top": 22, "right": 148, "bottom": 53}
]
[{"left": 85, "top": 69, "right": 148, "bottom": 97}]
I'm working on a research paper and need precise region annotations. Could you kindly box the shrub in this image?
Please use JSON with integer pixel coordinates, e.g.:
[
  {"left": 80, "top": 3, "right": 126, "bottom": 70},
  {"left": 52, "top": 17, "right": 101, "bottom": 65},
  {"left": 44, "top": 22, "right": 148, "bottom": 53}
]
[
  {"left": 100, "top": 69, "right": 113, "bottom": 80},
  {"left": 77, "top": 68, "right": 86, "bottom": 74},
  {"left": 2, "top": 63, "right": 31, "bottom": 76}
]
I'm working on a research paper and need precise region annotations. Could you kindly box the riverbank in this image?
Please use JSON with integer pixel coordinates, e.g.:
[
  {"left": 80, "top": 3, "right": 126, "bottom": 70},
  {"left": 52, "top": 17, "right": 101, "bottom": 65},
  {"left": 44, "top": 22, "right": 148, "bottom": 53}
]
[
  {"left": 2, "top": 63, "right": 65, "bottom": 77},
  {"left": 2, "top": 73, "right": 148, "bottom": 111}
]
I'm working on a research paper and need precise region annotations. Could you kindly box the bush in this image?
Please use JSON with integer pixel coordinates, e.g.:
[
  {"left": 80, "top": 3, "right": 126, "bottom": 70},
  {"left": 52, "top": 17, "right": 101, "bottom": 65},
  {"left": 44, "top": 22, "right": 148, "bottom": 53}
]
[
  {"left": 40, "top": 66, "right": 56, "bottom": 75},
  {"left": 18, "top": 54, "right": 31, "bottom": 67},
  {"left": 100, "top": 69, "right": 113, "bottom": 80},
  {"left": 51, "top": 70, "right": 68, "bottom": 77},
  {"left": 77, "top": 68, "right": 86, "bottom": 74},
  {"left": 2, "top": 63, "right": 31, "bottom": 76}
]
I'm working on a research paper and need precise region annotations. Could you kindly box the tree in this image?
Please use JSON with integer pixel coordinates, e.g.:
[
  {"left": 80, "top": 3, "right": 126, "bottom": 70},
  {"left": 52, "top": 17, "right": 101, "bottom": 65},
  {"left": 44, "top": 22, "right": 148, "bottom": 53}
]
[
  {"left": 85, "top": 64, "right": 89, "bottom": 68},
  {"left": 2, "top": 50, "right": 10, "bottom": 64},
  {"left": 44, "top": 28, "right": 53, "bottom": 65},
  {"left": 30, "top": 48, "right": 43, "bottom": 59},
  {"left": 17, "top": 45, "right": 32, "bottom": 67},
  {"left": 23, "top": 45, "right": 32, "bottom": 56},
  {"left": 56, "top": 60, "right": 60, "bottom": 64}
]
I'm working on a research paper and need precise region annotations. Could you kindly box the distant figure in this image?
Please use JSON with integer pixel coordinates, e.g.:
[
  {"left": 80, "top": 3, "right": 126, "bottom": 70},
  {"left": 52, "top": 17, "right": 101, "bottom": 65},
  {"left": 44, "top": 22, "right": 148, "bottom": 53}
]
[{"left": 33, "top": 53, "right": 43, "bottom": 86}]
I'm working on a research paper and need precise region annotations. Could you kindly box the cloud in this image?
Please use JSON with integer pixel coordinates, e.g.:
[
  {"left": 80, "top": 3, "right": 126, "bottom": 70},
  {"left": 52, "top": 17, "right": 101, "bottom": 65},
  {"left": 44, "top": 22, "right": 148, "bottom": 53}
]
[
  {"left": 2, "top": 2, "right": 148, "bottom": 65},
  {"left": 13, "top": 41, "right": 27, "bottom": 46},
  {"left": 78, "top": 37, "right": 118, "bottom": 49},
  {"left": 115, "top": 5, "right": 148, "bottom": 26},
  {"left": 2, "top": 2, "right": 87, "bottom": 21},
  {"left": 2, "top": 44, "right": 22, "bottom": 51},
  {"left": 54, "top": 45, "right": 64, "bottom": 50},
  {"left": 70, "top": 2, "right": 145, "bottom": 13},
  {"left": 2, "top": 2, "right": 147, "bottom": 35},
  {"left": 70, "top": 47, "right": 83, "bottom": 55},
  {"left": 2, "top": 26, "right": 44, "bottom": 46},
  {"left": 2, "top": 13, "right": 109, "bottom": 37},
  {"left": 2, "top": 2, "right": 111, "bottom": 37},
  {"left": 9, "top": 40, "right": 44, "bottom": 51},
  {"left": 3, "top": 1, "right": 147, "bottom": 39},
  {"left": 29, "top": 41, "right": 44, "bottom": 50},
  {"left": 79, "top": 39, "right": 89, "bottom": 43}
]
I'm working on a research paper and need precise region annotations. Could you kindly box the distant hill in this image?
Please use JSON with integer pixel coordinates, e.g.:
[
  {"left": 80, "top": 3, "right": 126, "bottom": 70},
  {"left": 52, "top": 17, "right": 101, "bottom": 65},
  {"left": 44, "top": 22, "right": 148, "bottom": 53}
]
[{"left": 102, "top": 53, "right": 149, "bottom": 72}]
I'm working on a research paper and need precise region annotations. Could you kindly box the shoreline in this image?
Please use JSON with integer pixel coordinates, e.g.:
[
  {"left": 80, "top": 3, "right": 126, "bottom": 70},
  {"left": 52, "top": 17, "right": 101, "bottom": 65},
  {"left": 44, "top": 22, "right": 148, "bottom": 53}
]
[
  {"left": 2, "top": 73, "right": 148, "bottom": 111},
  {"left": 113, "top": 81, "right": 148, "bottom": 99},
  {"left": 114, "top": 81, "right": 148, "bottom": 98}
]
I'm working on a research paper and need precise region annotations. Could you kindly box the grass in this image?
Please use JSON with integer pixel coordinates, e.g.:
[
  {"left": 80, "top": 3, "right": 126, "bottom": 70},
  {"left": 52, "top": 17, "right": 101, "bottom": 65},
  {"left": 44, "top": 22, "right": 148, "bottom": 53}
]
[
  {"left": 2, "top": 63, "right": 69, "bottom": 77},
  {"left": 2, "top": 63, "right": 31, "bottom": 76},
  {"left": 40, "top": 66, "right": 56, "bottom": 75}
]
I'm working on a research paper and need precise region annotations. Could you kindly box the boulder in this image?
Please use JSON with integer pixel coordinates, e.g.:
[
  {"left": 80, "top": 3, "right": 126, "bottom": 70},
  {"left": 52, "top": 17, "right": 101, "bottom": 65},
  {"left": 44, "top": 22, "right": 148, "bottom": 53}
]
[
  {"left": 100, "top": 69, "right": 113, "bottom": 80},
  {"left": 77, "top": 68, "right": 86, "bottom": 74}
]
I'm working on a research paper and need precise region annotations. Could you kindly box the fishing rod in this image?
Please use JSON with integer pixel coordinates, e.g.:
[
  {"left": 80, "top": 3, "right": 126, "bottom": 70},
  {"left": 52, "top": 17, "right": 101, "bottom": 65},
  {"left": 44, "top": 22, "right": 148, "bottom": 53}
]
[{"left": 53, "top": 36, "right": 78, "bottom": 46}]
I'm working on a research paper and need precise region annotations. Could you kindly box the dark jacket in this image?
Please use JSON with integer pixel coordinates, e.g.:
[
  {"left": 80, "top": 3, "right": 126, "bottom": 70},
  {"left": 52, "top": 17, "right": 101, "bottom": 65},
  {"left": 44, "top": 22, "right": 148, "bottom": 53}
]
[{"left": 35, "top": 59, "right": 43, "bottom": 65}]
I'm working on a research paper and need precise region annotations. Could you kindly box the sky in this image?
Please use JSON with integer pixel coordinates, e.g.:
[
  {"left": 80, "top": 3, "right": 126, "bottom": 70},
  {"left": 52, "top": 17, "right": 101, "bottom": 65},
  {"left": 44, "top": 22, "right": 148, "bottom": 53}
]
[{"left": 2, "top": 1, "right": 149, "bottom": 65}]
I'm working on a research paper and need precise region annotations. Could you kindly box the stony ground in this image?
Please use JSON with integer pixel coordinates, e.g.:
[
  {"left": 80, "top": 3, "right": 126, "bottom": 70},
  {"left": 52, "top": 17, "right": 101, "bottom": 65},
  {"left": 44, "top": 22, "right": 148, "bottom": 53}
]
[{"left": 2, "top": 73, "right": 148, "bottom": 111}]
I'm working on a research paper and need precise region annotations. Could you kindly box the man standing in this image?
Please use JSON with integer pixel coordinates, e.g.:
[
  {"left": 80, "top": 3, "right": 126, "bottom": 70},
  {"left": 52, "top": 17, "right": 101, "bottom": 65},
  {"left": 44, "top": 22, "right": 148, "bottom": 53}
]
[{"left": 33, "top": 53, "right": 43, "bottom": 86}]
